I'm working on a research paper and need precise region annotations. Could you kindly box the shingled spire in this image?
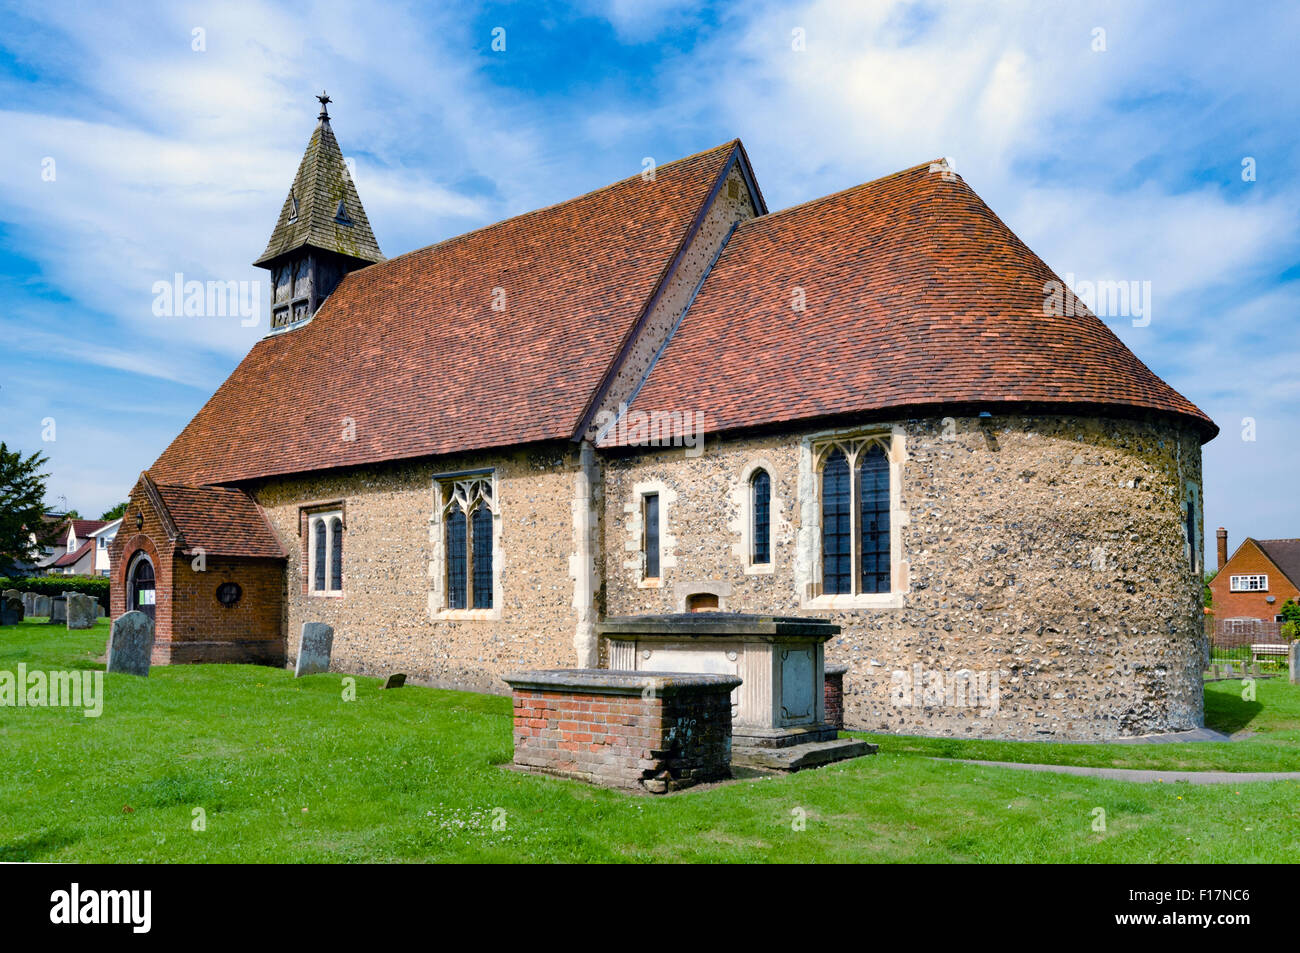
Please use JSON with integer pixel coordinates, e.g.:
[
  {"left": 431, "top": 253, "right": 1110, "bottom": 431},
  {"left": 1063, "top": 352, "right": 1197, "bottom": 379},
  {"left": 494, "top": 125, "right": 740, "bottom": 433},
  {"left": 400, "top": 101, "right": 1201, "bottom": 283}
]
[{"left": 255, "top": 92, "right": 384, "bottom": 331}]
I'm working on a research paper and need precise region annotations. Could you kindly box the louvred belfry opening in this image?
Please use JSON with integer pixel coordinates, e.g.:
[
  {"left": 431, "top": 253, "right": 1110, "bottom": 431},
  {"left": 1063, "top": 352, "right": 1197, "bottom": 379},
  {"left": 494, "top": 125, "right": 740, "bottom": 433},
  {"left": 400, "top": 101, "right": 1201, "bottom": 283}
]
[{"left": 255, "top": 92, "right": 385, "bottom": 331}]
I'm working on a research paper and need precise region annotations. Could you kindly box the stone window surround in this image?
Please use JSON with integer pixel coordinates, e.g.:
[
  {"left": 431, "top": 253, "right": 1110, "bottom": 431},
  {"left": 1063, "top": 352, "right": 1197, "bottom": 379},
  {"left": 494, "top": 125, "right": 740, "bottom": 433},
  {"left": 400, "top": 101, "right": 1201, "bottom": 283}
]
[
  {"left": 302, "top": 505, "right": 344, "bottom": 598},
  {"left": 625, "top": 480, "right": 677, "bottom": 589},
  {"left": 797, "top": 425, "right": 909, "bottom": 610},
  {"left": 429, "top": 468, "right": 503, "bottom": 621},
  {"left": 733, "top": 458, "right": 779, "bottom": 576}
]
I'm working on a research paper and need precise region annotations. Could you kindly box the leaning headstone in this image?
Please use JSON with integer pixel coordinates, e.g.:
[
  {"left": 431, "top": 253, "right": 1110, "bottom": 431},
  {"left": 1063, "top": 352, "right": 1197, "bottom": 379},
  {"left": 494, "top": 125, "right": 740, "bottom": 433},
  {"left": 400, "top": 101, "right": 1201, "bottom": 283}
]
[
  {"left": 106, "top": 610, "right": 155, "bottom": 676},
  {"left": 1290, "top": 642, "right": 1299, "bottom": 685},
  {"left": 31, "top": 594, "right": 51, "bottom": 617},
  {"left": 381, "top": 673, "right": 407, "bottom": 690},
  {"left": 1, "top": 588, "right": 19, "bottom": 603},
  {"left": 49, "top": 597, "right": 67, "bottom": 624},
  {"left": 66, "top": 593, "right": 97, "bottom": 630},
  {"left": 1, "top": 596, "right": 23, "bottom": 626},
  {"left": 294, "top": 622, "right": 334, "bottom": 677}
]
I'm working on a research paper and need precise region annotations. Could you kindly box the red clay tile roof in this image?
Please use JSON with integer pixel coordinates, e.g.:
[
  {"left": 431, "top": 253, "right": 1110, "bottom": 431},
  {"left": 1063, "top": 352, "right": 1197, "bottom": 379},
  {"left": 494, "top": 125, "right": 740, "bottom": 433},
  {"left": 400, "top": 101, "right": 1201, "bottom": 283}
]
[
  {"left": 148, "top": 142, "right": 743, "bottom": 486},
  {"left": 154, "top": 483, "right": 285, "bottom": 559},
  {"left": 52, "top": 537, "right": 94, "bottom": 567},
  {"left": 608, "top": 161, "right": 1216, "bottom": 445},
  {"left": 1255, "top": 539, "right": 1300, "bottom": 589},
  {"left": 68, "top": 519, "right": 110, "bottom": 538}
]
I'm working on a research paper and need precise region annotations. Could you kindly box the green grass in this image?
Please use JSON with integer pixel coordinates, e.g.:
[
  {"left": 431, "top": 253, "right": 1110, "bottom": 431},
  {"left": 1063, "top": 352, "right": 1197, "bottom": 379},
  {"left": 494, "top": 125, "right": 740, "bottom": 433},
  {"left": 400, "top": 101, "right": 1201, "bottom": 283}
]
[{"left": 2, "top": 619, "right": 1298, "bottom": 863}]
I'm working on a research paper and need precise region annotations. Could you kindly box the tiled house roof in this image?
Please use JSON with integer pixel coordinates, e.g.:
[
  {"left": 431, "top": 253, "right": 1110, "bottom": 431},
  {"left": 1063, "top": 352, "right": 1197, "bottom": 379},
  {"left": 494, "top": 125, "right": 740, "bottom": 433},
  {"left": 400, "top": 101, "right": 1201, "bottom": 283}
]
[
  {"left": 255, "top": 113, "right": 384, "bottom": 267},
  {"left": 1254, "top": 539, "right": 1300, "bottom": 589},
  {"left": 149, "top": 141, "right": 744, "bottom": 485},
  {"left": 607, "top": 161, "right": 1215, "bottom": 445},
  {"left": 52, "top": 537, "right": 94, "bottom": 567}
]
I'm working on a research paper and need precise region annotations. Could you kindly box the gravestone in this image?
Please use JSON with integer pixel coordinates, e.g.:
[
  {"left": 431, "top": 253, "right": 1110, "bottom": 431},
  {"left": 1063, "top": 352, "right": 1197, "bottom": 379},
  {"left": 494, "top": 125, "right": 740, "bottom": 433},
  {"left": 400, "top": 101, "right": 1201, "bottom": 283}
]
[
  {"left": 66, "top": 593, "right": 97, "bottom": 630},
  {"left": 97, "top": 605, "right": 106, "bottom": 618},
  {"left": 49, "top": 597, "right": 67, "bottom": 624},
  {"left": 31, "top": 594, "right": 51, "bottom": 617},
  {"left": 2, "top": 588, "right": 19, "bottom": 603},
  {"left": 107, "top": 611, "right": 155, "bottom": 676},
  {"left": 1290, "top": 642, "right": 1299, "bottom": 686},
  {"left": 22, "top": 593, "right": 36, "bottom": 616},
  {"left": 294, "top": 622, "right": 334, "bottom": 677},
  {"left": 1, "top": 596, "right": 23, "bottom": 626},
  {"left": 382, "top": 673, "right": 407, "bottom": 690}
]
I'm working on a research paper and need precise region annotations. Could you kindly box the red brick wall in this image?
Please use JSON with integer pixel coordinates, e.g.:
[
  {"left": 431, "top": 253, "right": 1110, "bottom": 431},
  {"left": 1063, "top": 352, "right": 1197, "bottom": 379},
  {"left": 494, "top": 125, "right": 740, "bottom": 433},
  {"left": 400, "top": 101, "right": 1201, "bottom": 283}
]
[
  {"left": 510, "top": 685, "right": 734, "bottom": 793},
  {"left": 824, "top": 667, "right": 846, "bottom": 730},
  {"left": 109, "top": 479, "right": 286, "bottom": 665},
  {"left": 109, "top": 483, "right": 174, "bottom": 662},
  {"left": 1209, "top": 539, "right": 1299, "bottom": 623},
  {"left": 168, "top": 554, "right": 286, "bottom": 665}
]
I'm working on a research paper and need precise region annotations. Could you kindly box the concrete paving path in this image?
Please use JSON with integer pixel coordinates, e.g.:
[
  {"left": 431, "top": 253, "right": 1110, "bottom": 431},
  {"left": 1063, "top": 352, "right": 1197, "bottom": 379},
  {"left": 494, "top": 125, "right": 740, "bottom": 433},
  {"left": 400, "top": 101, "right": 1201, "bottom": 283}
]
[{"left": 936, "top": 758, "right": 1300, "bottom": 785}]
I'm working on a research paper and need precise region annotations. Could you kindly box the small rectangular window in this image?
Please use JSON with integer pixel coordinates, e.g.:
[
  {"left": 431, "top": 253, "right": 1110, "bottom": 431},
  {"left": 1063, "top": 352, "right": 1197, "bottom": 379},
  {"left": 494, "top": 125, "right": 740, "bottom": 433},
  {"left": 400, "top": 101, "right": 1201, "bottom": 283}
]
[
  {"left": 1229, "top": 574, "right": 1268, "bottom": 592},
  {"left": 643, "top": 493, "right": 660, "bottom": 578}
]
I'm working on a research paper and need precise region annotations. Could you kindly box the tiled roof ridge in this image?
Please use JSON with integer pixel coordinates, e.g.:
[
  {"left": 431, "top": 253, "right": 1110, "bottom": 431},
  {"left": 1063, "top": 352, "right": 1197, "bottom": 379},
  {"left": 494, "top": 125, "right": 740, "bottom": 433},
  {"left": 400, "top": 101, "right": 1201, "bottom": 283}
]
[{"left": 361, "top": 140, "right": 741, "bottom": 275}]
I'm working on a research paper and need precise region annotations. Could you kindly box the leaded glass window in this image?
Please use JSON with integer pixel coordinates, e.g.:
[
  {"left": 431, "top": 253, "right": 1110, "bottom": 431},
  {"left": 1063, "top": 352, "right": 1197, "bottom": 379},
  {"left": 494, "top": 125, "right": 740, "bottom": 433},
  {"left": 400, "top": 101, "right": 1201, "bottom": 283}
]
[
  {"left": 313, "top": 518, "right": 326, "bottom": 592},
  {"left": 644, "top": 493, "right": 660, "bottom": 578},
  {"left": 858, "top": 446, "right": 890, "bottom": 593},
  {"left": 472, "top": 504, "right": 493, "bottom": 609},
  {"left": 446, "top": 504, "right": 467, "bottom": 610},
  {"left": 752, "top": 469, "right": 771, "bottom": 565},
  {"left": 329, "top": 517, "right": 343, "bottom": 592},
  {"left": 821, "top": 451, "right": 851, "bottom": 594}
]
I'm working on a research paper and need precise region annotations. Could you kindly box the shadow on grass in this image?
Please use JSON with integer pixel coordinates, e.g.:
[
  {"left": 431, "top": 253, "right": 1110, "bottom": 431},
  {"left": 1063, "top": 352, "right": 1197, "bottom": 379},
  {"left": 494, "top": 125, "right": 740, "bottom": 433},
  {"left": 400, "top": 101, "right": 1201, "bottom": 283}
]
[
  {"left": 0, "top": 827, "right": 80, "bottom": 861},
  {"left": 1205, "top": 691, "right": 1264, "bottom": 735}
]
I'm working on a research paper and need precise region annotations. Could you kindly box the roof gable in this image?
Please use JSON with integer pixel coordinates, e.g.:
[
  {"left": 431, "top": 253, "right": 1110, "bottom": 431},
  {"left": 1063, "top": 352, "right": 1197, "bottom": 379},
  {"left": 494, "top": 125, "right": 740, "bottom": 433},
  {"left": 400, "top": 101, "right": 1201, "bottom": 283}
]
[
  {"left": 150, "top": 141, "right": 742, "bottom": 485},
  {"left": 610, "top": 161, "right": 1215, "bottom": 445},
  {"left": 1254, "top": 539, "right": 1300, "bottom": 589}
]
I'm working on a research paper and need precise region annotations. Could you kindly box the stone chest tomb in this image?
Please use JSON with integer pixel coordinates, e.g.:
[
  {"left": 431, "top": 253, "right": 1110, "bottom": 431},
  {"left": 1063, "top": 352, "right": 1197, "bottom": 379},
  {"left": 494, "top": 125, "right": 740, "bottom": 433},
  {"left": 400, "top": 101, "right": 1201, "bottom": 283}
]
[{"left": 598, "top": 613, "right": 874, "bottom": 769}]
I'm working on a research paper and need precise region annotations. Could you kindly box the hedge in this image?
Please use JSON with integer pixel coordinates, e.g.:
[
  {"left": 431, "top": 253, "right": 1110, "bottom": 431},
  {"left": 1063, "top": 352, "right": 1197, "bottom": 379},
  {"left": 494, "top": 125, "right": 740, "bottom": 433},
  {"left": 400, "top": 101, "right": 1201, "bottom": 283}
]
[{"left": 0, "top": 575, "right": 110, "bottom": 610}]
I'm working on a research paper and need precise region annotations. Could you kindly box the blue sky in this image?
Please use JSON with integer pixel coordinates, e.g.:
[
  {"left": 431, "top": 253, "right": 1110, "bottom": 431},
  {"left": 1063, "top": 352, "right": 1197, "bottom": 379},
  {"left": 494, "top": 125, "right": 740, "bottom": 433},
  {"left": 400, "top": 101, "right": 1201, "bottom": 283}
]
[{"left": 0, "top": 0, "right": 1297, "bottom": 557}]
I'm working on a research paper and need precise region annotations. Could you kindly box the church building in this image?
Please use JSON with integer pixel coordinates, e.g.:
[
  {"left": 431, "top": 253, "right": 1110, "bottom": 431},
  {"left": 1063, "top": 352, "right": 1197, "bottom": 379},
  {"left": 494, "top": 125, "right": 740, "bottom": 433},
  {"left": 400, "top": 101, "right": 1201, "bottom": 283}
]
[{"left": 110, "top": 97, "right": 1218, "bottom": 740}]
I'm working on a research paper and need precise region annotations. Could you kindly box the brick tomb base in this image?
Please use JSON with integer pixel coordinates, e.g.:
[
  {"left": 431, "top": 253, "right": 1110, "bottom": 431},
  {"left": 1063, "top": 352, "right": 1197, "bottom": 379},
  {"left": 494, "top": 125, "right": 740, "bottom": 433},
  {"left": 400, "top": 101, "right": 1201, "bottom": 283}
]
[{"left": 502, "top": 669, "right": 741, "bottom": 794}]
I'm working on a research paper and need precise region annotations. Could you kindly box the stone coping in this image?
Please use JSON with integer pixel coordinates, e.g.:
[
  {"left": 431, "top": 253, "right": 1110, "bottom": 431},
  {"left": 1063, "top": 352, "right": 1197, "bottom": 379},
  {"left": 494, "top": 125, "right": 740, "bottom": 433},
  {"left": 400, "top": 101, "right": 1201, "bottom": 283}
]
[
  {"left": 824, "top": 663, "right": 850, "bottom": 676},
  {"left": 503, "top": 668, "right": 742, "bottom": 696},
  {"left": 597, "top": 612, "right": 840, "bottom": 639}
]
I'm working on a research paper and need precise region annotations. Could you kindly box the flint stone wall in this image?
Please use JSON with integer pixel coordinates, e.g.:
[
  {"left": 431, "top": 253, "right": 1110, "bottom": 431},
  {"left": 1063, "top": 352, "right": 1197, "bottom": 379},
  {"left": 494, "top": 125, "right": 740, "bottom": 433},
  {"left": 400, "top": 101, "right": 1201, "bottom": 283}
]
[
  {"left": 255, "top": 444, "right": 586, "bottom": 692},
  {"left": 602, "top": 413, "right": 1207, "bottom": 741}
]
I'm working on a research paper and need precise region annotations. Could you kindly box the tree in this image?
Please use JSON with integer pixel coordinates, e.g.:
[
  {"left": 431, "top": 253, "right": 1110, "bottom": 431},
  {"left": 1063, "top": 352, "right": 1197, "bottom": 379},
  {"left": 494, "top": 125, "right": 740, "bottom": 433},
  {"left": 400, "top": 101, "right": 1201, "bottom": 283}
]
[
  {"left": 1280, "top": 599, "right": 1300, "bottom": 628},
  {"left": 1203, "top": 571, "right": 1215, "bottom": 609},
  {"left": 100, "top": 502, "right": 128, "bottom": 521},
  {"left": 0, "top": 443, "right": 52, "bottom": 577}
]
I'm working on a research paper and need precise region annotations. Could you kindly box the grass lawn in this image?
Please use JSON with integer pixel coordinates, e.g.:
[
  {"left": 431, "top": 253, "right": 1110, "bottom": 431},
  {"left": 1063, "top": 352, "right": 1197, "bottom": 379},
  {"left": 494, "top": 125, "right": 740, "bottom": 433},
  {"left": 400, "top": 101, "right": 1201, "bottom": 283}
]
[{"left": 2, "top": 618, "right": 1298, "bottom": 863}]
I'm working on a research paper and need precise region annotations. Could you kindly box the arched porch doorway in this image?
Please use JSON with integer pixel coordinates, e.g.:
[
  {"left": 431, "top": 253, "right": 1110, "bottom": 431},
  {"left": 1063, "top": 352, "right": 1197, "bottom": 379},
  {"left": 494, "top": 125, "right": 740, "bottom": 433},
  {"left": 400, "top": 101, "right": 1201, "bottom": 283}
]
[{"left": 127, "top": 551, "right": 156, "bottom": 622}]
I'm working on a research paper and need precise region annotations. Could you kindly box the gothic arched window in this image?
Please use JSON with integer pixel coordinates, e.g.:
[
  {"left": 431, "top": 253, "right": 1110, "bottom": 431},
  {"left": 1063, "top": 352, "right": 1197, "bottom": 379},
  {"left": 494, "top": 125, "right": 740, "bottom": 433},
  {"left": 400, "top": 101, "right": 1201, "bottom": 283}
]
[
  {"left": 439, "top": 475, "right": 496, "bottom": 612},
  {"left": 816, "top": 436, "right": 894, "bottom": 597}
]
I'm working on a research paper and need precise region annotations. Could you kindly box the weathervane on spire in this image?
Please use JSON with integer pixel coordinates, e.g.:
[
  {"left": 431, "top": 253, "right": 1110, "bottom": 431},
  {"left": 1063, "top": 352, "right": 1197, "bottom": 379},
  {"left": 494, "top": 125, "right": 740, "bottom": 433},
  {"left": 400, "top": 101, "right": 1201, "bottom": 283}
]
[{"left": 316, "top": 90, "right": 331, "bottom": 121}]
